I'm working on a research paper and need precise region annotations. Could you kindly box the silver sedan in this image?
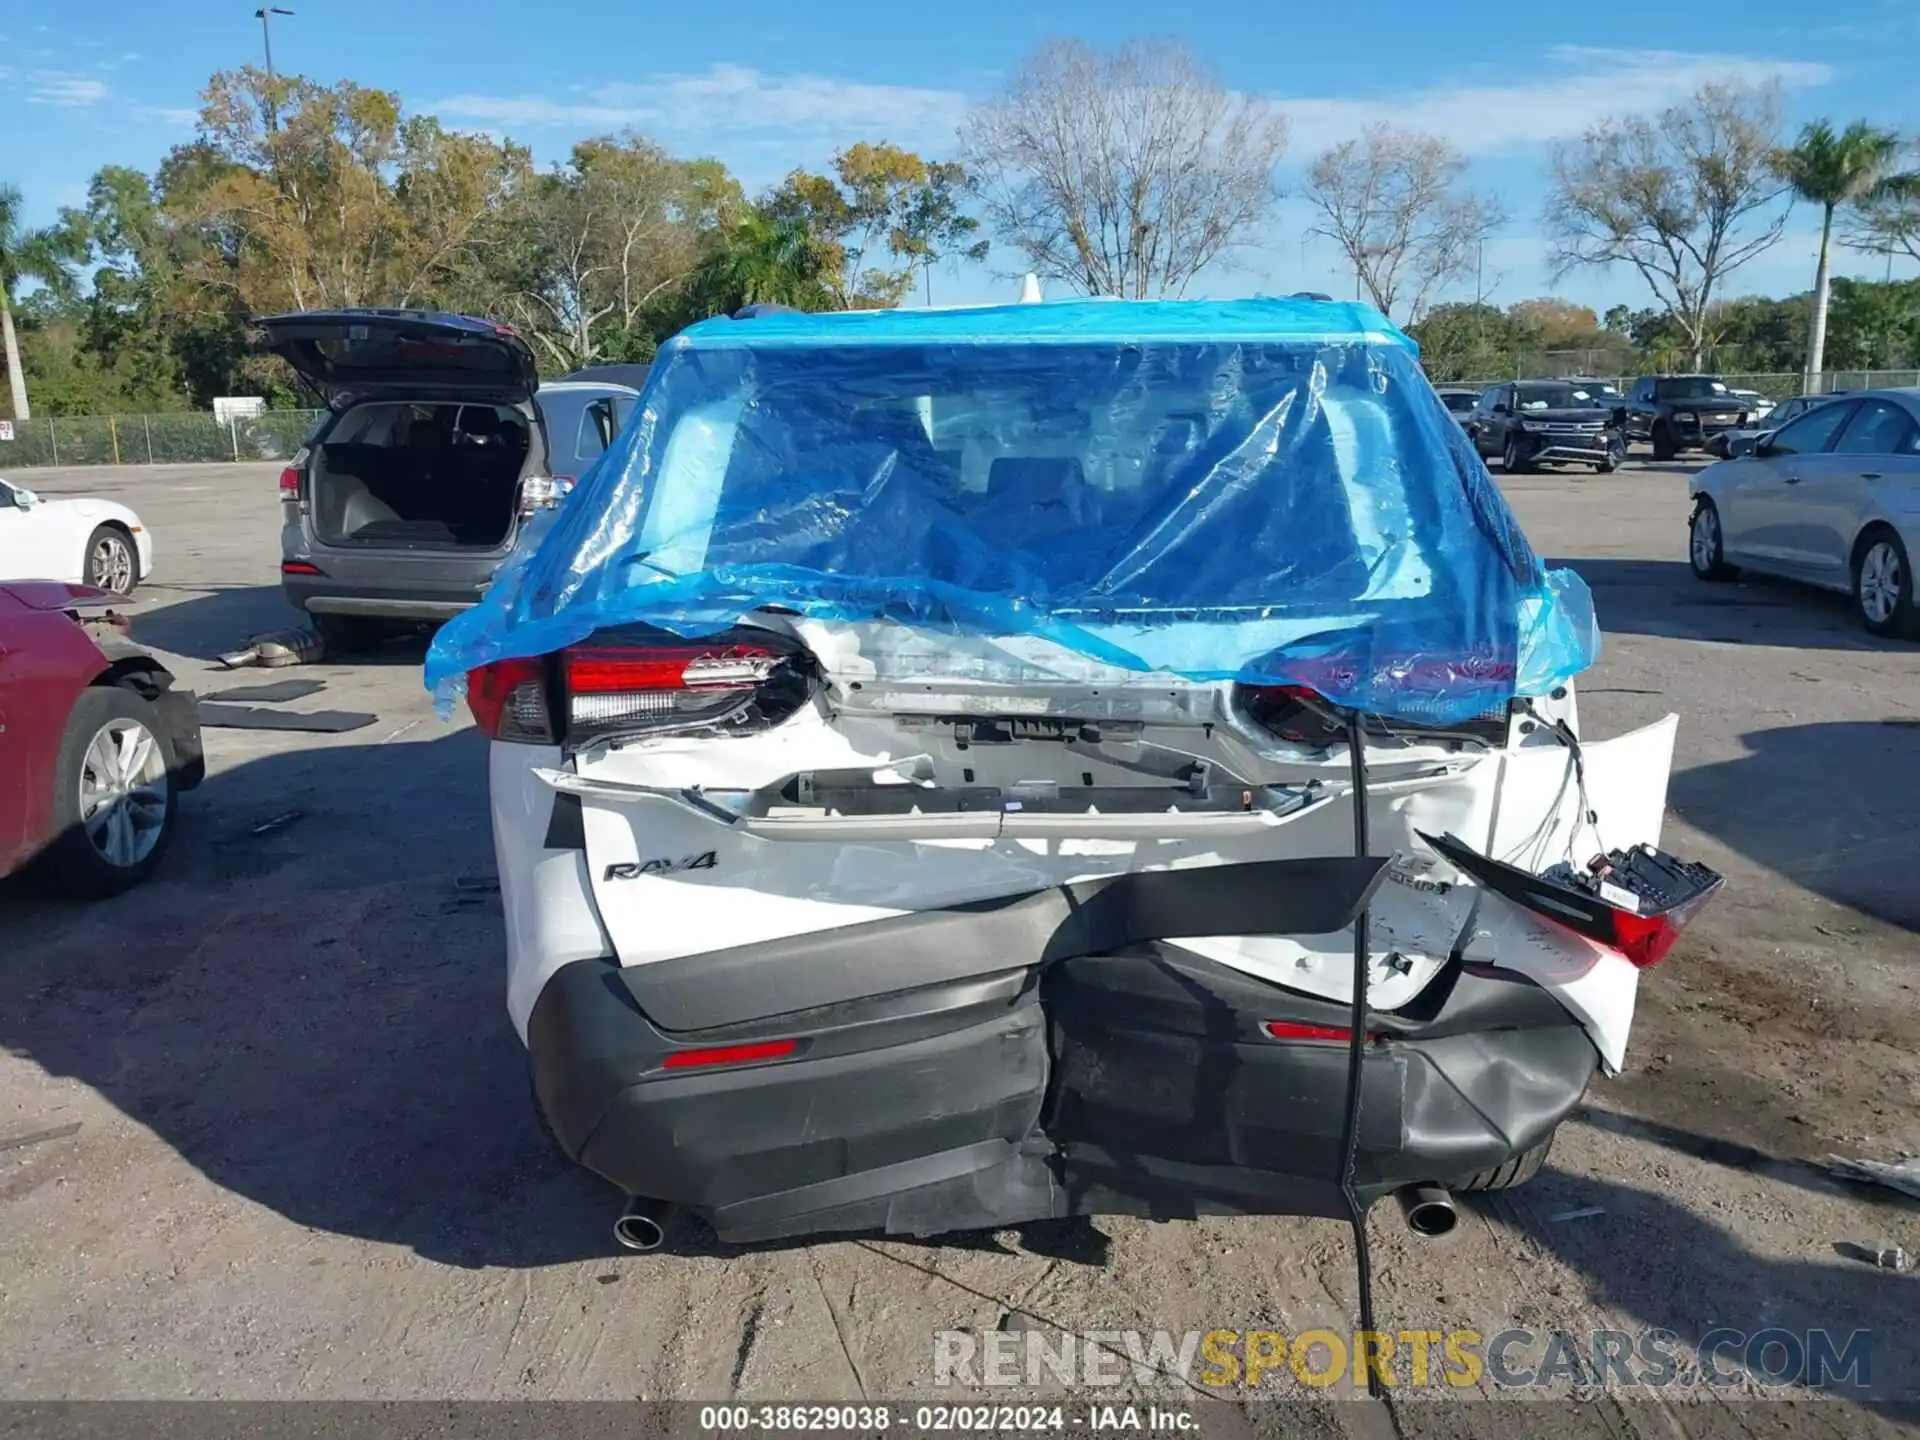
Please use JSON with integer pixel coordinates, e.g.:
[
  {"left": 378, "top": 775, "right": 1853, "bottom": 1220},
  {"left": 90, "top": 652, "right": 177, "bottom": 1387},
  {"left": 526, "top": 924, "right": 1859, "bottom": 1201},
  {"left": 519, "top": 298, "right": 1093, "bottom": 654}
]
[{"left": 1687, "top": 388, "right": 1920, "bottom": 637}]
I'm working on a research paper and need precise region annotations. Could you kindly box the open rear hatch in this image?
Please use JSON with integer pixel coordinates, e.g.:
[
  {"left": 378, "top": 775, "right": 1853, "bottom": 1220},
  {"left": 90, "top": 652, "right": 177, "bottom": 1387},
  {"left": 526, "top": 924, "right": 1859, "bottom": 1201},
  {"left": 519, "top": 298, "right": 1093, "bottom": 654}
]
[{"left": 257, "top": 308, "right": 539, "bottom": 408}]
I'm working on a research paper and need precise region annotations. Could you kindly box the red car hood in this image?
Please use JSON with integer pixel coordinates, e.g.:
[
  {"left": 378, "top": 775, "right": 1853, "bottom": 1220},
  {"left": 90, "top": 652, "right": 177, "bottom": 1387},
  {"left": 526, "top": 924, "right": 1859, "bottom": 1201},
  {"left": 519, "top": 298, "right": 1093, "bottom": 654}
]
[{"left": 0, "top": 581, "right": 118, "bottom": 611}]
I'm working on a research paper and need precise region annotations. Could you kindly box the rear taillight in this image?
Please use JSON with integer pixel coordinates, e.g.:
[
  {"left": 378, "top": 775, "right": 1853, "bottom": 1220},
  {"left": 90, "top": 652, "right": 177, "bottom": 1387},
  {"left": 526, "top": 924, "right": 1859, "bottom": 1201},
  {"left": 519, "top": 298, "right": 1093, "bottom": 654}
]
[
  {"left": 469, "top": 635, "right": 811, "bottom": 745},
  {"left": 518, "top": 475, "right": 574, "bottom": 516},
  {"left": 563, "top": 640, "right": 807, "bottom": 741},
  {"left": 277, "top": 466, "right": 301, "bottom": 499},
  {"left": 660, "top": 1038, "right": 797, "bottom": 1071},
  {"left": 466, "top": 657, "right": 555, "bottom": 743},
  {"left": 281, "top": 560, "right": 323, "bottom": 576}
]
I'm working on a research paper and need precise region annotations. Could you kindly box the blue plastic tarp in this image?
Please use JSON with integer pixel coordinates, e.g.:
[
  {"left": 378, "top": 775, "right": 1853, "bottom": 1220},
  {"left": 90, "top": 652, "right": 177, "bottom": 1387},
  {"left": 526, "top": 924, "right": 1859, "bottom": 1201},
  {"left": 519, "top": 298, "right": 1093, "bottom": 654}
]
[{"left": 426, "top": 297, "right": 1598, "bottom": 725}]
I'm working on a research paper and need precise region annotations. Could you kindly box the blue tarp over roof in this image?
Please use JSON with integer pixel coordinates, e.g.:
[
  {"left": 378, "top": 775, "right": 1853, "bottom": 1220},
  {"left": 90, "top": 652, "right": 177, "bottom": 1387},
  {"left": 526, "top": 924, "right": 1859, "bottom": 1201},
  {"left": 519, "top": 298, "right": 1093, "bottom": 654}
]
[{"left": 426, "top": 297, "right": 1598, "bottom": 724}]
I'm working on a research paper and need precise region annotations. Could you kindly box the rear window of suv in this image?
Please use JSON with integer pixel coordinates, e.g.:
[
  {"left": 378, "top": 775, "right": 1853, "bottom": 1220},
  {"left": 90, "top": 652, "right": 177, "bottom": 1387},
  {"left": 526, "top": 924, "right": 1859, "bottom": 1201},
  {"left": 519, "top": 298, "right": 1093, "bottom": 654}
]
[{"left": 1654, "top": 377, "right": 1731, "bottom": 401}]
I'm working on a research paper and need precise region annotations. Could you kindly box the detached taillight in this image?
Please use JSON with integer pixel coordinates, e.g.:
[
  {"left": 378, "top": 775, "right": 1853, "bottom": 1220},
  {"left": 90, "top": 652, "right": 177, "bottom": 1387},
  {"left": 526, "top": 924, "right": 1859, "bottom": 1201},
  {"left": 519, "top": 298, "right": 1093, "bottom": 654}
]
[
  {"left": 563, "top": 640, "right": 805, "bottom": 740},
  {"left": 1419, "top": 830, "right": 1722, "bottom": 970},
  {"left": 466, "top": 657, "right": 555, "bottom": 743}
]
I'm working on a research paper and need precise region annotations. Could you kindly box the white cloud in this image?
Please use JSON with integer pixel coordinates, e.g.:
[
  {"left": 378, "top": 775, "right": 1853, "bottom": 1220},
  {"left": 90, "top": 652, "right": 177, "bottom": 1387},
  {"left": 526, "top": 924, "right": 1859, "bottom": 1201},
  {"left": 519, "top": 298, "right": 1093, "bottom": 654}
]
[
  {"left": 27, "top": 71, "right": 110, "bottom": 107},
  {"left": 132, "top": 104, "right": 201, "bottom": 130},
  {"left": 1275, "top": 46, "right": 1835, "bottom": 158},
  {"left": 436, "top": 62, "right": 970, "bottom": 153}
]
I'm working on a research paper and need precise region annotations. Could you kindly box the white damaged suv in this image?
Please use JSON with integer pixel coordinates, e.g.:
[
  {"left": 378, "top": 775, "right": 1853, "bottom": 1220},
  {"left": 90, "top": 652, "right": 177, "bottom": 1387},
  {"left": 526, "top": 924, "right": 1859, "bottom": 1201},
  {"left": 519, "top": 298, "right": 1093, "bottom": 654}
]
[{"left": 431, "top": 298, "right": 1718, "bottom": 1250}]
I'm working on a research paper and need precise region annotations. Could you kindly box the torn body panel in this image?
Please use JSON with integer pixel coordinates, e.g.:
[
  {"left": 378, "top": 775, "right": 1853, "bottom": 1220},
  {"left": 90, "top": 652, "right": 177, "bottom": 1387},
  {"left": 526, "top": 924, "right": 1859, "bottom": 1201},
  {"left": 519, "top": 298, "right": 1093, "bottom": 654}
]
[{"left": 500, "top": 634, "right": 1677, "bottom": 1073}]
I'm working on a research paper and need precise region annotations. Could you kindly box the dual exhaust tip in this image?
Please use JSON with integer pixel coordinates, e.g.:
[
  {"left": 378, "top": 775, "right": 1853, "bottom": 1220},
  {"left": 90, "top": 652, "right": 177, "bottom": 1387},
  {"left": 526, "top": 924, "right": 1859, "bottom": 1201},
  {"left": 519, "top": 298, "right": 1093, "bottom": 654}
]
[{"left": 610, "top": 1187, "right": 1458, "bottom": 1254}]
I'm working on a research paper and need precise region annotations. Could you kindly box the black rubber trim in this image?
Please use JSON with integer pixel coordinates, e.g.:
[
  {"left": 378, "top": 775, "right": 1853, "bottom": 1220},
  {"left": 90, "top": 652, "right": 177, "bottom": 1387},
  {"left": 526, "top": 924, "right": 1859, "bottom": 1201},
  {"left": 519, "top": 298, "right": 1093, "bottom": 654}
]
[
  {"left": 543, "top": 792, "right": 585, "bottom": 850},
  {"left": 619, "top": 856, "right": 1390, "bottom": 1033}
]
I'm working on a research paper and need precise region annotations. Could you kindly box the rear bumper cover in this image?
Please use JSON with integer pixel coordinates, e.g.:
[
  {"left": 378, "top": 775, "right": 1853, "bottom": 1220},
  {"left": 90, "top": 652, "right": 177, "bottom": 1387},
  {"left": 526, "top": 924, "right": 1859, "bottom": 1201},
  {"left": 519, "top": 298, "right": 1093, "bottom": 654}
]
[
  {"left": 282, "top": 574, "right": 489, "bottom": 620},
  {"left": 526, "top": 925, "right": 1598, "bottom": 1242}
]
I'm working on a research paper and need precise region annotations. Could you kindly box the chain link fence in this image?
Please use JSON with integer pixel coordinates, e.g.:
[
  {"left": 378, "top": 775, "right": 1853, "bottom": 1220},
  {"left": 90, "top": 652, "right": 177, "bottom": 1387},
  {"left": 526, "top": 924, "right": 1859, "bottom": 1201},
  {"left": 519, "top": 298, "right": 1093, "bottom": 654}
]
[
  {"left": 0, "top": 410, "right": 325, "bottom": 468},
  {"left": 1447, "top": 370, "right": 1920, "bottom": 400}
]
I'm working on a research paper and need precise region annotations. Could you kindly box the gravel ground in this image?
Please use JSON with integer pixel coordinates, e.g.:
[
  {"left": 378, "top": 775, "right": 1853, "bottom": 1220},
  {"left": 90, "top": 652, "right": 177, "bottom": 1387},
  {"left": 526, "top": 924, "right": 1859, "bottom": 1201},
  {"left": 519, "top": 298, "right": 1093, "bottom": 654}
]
[{"left": 2, "top": 459, "right": 1918, "bottom": 1435}]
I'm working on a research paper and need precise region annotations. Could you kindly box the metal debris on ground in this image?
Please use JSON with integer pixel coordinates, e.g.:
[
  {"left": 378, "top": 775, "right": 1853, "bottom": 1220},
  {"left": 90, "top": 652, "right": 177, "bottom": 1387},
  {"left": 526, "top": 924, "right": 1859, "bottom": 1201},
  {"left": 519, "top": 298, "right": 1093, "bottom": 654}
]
[
  {"left": 1876, "top": 1245, "right": 1912, "bottom": 1273},
  {"left": 0, "top": 1121, "right": 83, "bottom": 1155},
  {"left": 218, "top": 626, "right": 327, "bottom": 669},
  {"left": 1827, "top": 1154, "right": 1920, "bottom": 1201},
  {"left": 211, "top": 678, "right": 328, "bottom": 704},
  {"left": 1549, "top": 1205, "right": 1607, "bottom": 1223},
  {"left": 249, "top": 810, "right": 307, "bottom": 837},
  {"left": 197, "top": 702, "right": 377, "bottom": 734}
]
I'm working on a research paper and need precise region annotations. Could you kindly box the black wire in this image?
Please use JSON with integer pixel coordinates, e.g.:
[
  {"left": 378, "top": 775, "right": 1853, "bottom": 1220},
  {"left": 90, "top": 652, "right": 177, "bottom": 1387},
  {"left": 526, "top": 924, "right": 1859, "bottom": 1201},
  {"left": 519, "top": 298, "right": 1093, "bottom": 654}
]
[{"left": 1338, "top": 708, "right": 1386, "bottom": 1403}]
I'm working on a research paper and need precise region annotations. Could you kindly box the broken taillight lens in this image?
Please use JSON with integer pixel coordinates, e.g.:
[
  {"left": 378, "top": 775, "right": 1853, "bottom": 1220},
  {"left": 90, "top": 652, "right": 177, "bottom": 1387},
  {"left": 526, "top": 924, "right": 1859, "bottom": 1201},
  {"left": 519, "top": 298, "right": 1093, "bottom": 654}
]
[{"left": 466, "top": 656, "right": 555, "bottom": 743}]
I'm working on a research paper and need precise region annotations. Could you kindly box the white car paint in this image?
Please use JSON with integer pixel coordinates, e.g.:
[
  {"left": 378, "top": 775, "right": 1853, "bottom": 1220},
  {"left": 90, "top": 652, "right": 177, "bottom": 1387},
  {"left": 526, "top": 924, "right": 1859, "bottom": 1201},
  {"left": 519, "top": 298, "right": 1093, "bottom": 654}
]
[
  {"left": 491, "top": 614, "right": 1676, "bottom": 1074},
  {"left": 0, "top": 477, "right": 153, "bottom": 590}
]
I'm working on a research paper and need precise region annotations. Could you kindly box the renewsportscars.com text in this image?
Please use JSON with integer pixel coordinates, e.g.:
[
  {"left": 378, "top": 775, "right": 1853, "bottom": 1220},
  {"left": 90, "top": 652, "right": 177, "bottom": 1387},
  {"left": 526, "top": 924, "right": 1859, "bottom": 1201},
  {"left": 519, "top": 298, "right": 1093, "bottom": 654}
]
[{"left": 933, "top": 1327, "right": 1873, "bottom": 1391}]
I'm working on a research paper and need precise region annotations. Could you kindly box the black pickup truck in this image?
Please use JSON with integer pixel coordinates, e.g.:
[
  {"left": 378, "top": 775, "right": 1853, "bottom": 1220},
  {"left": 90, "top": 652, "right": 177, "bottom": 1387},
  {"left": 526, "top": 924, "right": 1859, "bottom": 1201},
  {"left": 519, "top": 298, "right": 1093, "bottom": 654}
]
[{"left": 1621, "top": 375, "right": 1762, "bottom": 460}]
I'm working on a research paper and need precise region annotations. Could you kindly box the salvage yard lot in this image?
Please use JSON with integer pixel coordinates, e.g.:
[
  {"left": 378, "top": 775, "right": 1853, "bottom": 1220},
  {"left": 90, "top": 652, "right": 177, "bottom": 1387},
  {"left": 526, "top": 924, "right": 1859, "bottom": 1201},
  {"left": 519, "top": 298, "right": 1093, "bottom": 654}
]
[{"left": 4, "top": 460, "right": 1920, "bottom": 1426}]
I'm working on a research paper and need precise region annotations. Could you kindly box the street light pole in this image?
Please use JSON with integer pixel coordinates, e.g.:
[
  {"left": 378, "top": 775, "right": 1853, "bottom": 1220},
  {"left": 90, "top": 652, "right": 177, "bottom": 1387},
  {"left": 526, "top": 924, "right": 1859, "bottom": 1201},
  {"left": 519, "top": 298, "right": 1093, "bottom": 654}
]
[{"left": 255, "top": 7, "right": 293, "bottom": 130}]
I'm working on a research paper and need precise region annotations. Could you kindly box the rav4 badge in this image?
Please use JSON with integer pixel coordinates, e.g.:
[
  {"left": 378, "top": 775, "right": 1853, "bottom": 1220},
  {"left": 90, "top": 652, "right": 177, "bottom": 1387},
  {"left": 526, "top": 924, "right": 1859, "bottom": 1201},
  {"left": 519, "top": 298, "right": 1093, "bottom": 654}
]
[{"left": 604, "top": 851, "right": 719, "bottom": 880}]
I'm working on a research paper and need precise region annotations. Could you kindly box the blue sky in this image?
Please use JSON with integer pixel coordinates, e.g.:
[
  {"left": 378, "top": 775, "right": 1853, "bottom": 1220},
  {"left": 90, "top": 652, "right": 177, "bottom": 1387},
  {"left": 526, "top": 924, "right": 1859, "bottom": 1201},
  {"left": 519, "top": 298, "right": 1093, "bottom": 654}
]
[{"left": 4, "top": 0, "right": 1917, "bottom": 316}]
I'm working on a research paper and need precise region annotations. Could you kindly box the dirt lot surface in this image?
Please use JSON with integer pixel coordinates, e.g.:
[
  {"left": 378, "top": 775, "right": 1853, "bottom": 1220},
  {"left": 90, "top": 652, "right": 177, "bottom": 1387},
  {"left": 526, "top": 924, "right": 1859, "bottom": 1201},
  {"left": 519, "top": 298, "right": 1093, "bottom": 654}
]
[{"left": 3, "top": 459, "right": 1918, "bottom": 1435}]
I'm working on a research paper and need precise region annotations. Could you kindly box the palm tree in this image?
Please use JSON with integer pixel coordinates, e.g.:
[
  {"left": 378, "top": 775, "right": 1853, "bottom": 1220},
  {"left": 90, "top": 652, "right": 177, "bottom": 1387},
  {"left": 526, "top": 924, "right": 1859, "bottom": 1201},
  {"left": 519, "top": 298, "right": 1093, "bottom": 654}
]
[
  {"left": 691, "top": 209, "right": 835, "bottom": 315},
  {"left": 1773, "top": 121, "right": 1905, "bottom": 392},
  {"left": 0, "top": 184, "right": 85, "bottom": 421}
]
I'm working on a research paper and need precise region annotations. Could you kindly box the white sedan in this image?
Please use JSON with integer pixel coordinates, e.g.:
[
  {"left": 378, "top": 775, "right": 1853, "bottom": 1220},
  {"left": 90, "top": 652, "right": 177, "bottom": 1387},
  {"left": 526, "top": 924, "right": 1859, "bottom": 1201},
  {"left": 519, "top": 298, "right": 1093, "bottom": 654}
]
[
  {"left": 1688, "top": 388, "right": 1920, "bottom": 636},
  {"left": 0, "top": 477, "right": 151, "bottom": 596}
]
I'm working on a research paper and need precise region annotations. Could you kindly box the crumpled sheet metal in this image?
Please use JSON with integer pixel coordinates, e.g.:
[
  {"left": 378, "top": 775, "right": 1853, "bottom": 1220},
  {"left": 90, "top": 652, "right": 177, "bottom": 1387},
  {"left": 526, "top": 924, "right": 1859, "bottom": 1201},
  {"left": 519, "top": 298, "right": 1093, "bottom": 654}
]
[{"left": 426, "top": 298, "right": 1598, "bottom": 724}]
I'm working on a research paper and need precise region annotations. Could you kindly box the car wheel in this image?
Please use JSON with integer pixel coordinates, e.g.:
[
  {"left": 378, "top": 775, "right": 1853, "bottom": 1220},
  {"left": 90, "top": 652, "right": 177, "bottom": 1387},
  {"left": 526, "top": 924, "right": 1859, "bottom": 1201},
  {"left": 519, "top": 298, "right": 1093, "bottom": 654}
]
[
  {"left": 1853, "top": 527, "right": 1917, "bottom": 639},
  {"left": 1651, "top": 423, "right": 1677, "bottom": 463},
  {"left": 311, "top": 612, "right": 390, "bottom": 655},
  {"left": 1500, "top": 437, "right": 1532, "bottom": 474},
  {"left": 36, "top": 687, "right": 176, "bottom": 898},
  {"left": 83, "top": 525, "right": 139, "bottom": 597},
  {"left": 1456, "top": 1133, "right": 1554, "bottom": 1192},
  {"left": 1689, "top": 500, "right": 1739, "bottom": 581}
]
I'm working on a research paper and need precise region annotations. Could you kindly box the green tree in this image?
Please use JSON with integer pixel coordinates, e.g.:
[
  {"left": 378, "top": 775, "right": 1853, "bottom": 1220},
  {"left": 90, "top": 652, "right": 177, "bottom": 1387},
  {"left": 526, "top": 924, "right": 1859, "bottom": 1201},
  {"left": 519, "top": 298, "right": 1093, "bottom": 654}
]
[
  {"left": 1, "top": 183, "right": 87, "bottom": 419},
  {"left": 767, "top": 144, "right": 987, "bottom": 307},
  {"left": 1772, "top": 119, "right": 1905, "bottom": 388},
  {"left": 1406, "top": 302, "right": 1528, "bottom": 381},
  {"left": 689, "top": 208, "right": 836, "bottom": 315},
  {"left": 1824, "top": 276, "right": 1920, "bottom": 369}
]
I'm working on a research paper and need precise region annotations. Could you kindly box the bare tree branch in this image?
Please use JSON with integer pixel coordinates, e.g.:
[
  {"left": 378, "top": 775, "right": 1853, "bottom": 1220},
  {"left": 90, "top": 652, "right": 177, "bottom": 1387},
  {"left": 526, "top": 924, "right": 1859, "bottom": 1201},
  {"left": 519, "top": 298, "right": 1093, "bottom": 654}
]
[
  {"left": 1546, "top": 82, "right": 1790, "bottom": 369},
  {"left": 1302, "top": 125, "right": 1504, "bottom": 324},
  {"left": 960, "top": 38, "right": 1288, "bottom": 298}
]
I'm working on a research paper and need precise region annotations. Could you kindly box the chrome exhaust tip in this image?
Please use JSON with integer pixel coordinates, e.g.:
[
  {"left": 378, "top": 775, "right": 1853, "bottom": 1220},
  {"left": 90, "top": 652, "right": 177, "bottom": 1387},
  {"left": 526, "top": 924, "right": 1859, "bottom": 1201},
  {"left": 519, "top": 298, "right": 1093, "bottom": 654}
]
[
  {"left": 1397, "top": 1184, "right": 1458, "bottom": 1238},
  {"left": 613, "top": 1195, "right": 675, "bottom": 1253}
]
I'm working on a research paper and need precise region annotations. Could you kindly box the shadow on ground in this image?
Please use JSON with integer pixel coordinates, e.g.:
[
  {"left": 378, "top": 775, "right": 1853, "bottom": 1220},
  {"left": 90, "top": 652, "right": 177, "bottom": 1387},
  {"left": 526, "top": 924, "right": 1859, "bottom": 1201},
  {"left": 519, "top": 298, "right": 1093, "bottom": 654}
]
[
  {"left": 121, "top": 583, "right": 304, "bottom": 661},
  {"left": 1550, "top": 557, "right": 1908, "bottom": 653},
  {"left": 1668, "top": 720, "right": 1920, "bottom": 930},
  {"left": 1456, "top": 1166, "right": 1920, "bottom": 1420}
]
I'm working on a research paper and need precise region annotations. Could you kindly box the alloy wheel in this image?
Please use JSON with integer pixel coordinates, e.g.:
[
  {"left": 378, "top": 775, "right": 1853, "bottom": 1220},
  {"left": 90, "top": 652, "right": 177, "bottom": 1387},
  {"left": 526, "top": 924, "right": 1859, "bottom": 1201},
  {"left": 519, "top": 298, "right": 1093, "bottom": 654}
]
[
  {"left": 77, "top": 718, "right": 170, "bottom": 869},
  {"left": 89, "top": 533, "right": 135, "bottom": 595},
  {"left": 1859, "top": 540, "right": 1903, "bottom": 626},
  {"left": 1691, "top": 508, "right": 1719, "bottom": 571}
]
